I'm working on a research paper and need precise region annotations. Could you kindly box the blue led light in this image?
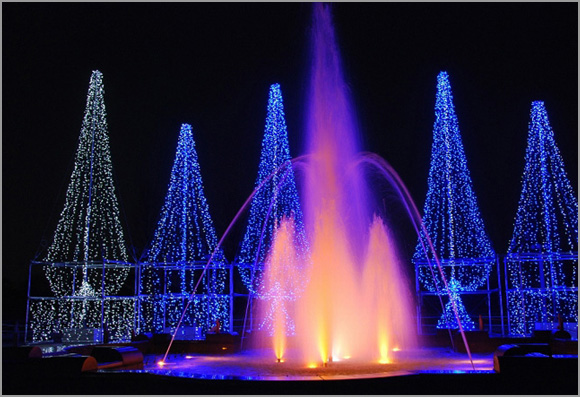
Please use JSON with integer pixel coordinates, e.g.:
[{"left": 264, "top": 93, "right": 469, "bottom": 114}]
[
  {"left": 236, "top": 83, "right": 309, "bottom": 336},
  {"left": 414, "top": 72, "right": 495, "bottom": 330},
  {"left": 436, "top": 280, "right": 476, "bottom": 330},
  {"left": 506, "top": 101, "right": 578, "bottom": 336},
  {"left": 237, "top": 84, "right": 308, "bottom": 296},
  {"left": 140, "top": 123, "right": 229, "bottom": 335}
]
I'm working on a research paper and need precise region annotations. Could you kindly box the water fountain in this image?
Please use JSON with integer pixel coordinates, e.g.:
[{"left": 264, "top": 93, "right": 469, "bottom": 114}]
[
  {"left": 262, "top": 4, "right": 418, "bottom": 366},
  {"left": 15, "top": 6, "right": 578, "bottom": 395},
  {"left": 156, "top": 3, "right": 475, "bottom": 377}
]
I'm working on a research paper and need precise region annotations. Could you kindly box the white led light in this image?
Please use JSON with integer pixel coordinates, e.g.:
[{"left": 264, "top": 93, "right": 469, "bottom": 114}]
[{"left": 30, "top": 71, "right": 134, "bottom": 343}]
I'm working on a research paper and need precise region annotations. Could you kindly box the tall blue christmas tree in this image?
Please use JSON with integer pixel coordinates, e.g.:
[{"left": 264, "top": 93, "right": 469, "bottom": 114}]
[
  {"left": 506, "top": 101, "right": 578, "bottom": 336},
  {"left": 413, "top": 71, "right": 495, "bottom": 331},
  {"left": 237, "top": 83, "right": 308, "bottom": 296},
  {"left": 30, "top": 70, "right": 134, "bottom": 342},
  {"left": 237, "top": 84, "right": 308, "bottom": 335},
  {"left": 140, "top": 123, "right": 228, "bottom": 335}
]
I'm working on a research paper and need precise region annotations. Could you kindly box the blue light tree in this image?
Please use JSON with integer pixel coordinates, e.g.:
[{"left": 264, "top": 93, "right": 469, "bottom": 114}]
[
  {"left": 413, "top": 71, "right": 495, "bottom": 331},
  {"left": 140, "top": 123, "right": 229, "bottom": 335},
  {"left": 506, "top": 101, "right": 578, "bottom": 336},
  {"left": 30, "top": 70, "right": 134, "bottom": 342},
  {"left": 237, "top": 83, "right": 308, "bottom": 334},
  {"left": 238, "top": 84, "right": 307, "bottom": 293}
]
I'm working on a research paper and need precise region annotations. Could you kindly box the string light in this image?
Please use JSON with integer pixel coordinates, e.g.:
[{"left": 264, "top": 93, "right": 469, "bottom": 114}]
[
  {"left": 506, "top": 101, "right": 578, "bottom": 336},
  {"left": 413, "top": 71, "right": 495, "bottom": 330},
  {"left": 44, "top": 70, "right": 129, "bottom": 293},
  {"left": 237, "top": 84, "right": 308, "bottom": 297},
  {"left": 29, "top": 71, "right": 134, "bottom": 343},
  {"left": 140, "top": 123, "right": 229, "bottom": 335},
  {"left": 436, "top": 280, "right": 476, "bottom": 330}
]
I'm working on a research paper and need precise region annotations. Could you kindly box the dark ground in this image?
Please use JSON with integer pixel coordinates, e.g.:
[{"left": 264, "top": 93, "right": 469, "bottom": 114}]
[
  {"left": 3, "top": 334, "right": 578, "bottom": 395},
  {"left": 2, "top": 362, "right": 577, "bottom": 395},
  {"left": 3, "top": 2, "right": 578, "bottom": 324}
]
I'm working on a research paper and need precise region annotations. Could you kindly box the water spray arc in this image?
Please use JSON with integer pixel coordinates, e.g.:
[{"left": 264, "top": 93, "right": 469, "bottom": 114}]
[
  {"left": 160, "top": 159, "right": 299, "bottom": 364},
  {"left": 237, "top": 83, "right": 308, "bottom": 339},
  {"left": 162, "top": 4, "right": 475, "bottom": 369}
]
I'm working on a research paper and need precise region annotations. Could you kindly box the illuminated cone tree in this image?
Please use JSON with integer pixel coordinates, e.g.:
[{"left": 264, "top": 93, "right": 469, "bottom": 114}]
[
  {"left": 140, "top": 123, "right": 228, "bottom": 335},
  {"left": 237, "top": 84, "right": 308, "bottom": 334},
  {"left": 30, "top": 70, "right": 133, "bottom": 342},
  {"left": 238, "top": 84, "right": 308, "bottom": 294},
  {"left": 506, "top": 101, "right": 578, "bottom": 335},
  {"left": 413, "top": 71, "right": 495, "bottom": 331}
]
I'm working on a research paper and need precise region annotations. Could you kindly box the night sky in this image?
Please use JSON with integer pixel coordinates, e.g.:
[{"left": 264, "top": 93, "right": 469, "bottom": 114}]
[{"left": 2, "top": 3, "right": 577, "bottom": 321}]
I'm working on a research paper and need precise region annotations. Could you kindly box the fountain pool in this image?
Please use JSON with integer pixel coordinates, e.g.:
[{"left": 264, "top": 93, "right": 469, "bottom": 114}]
[{"left": 142, "top": 348, "right": 493, "bottom": 380}]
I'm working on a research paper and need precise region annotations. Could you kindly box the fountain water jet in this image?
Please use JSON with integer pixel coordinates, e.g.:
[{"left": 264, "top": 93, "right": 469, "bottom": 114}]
[
  {"left": 163, "top": 3, "right": 475, "bottom": 370},
  {"left": 263, "top": 4, "right": 419, "bottom": 365},
  {"left": 261, "top": 4, "right": 473, "bottom": 368},
  {"left": 257, "top": 216, "right": 302, "bottom": 361}
]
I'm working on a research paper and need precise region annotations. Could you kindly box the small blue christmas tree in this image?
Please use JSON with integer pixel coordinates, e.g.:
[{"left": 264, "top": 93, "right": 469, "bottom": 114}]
[
  {"left": 436, "top": 280, "right": 475, "bottom": 330},
  {"left": 414, "top": 71, "right": 495, "bottom": 331}
]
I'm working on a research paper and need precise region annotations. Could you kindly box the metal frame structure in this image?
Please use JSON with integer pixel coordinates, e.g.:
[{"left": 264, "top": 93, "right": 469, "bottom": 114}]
[
  {"left": 414, "top": 256, "right": 505, "bottom": 336},
  {"left": 26, "top": 260, "right": 137, "bottom": 343},
  {"left": 234, "top": 262, "right": 266, "bottom": 336},
  {"left": 137, "top": 261, "right": 233, "bottom": 338},
  {"left": 504, "top": 251, "right": 578, "bottom": 336}
]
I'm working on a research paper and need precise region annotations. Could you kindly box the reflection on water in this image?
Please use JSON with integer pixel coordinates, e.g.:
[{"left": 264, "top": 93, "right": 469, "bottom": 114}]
[{"left": 129, "top": 348, "right": 493, "bottom": 381}]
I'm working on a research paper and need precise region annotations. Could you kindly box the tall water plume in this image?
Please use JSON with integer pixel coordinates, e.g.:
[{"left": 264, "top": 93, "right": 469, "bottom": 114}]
[{"left": 265, "top": 4, "right": 418, "bottom": 364}]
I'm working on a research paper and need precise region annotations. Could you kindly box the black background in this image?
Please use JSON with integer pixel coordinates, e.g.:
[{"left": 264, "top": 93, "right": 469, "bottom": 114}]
[{"left": 3, "top": 3, "right": 577, "bottom": 321}]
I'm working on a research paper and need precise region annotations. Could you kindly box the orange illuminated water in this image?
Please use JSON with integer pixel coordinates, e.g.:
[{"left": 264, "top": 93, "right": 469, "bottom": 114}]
[
  {"left": 259, "top": 218, "right": 301, "bottom": 361},
  {"left": 259, "top": 4, "right": 417, "bottom": 366}
]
